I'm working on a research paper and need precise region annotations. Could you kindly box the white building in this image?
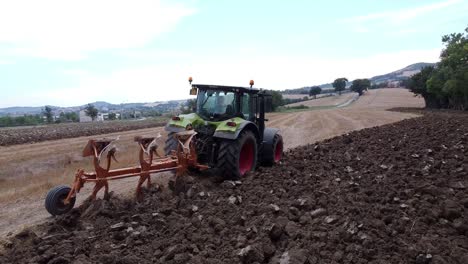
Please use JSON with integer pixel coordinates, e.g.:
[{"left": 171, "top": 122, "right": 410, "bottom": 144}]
[{"left": 79, "top": 110, "right": 104, "bottom": 122}]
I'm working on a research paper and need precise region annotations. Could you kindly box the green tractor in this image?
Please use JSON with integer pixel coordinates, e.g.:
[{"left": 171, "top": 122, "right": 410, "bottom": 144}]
[{"left": 165, "top": 78, "right": 283, "bottom": 180}]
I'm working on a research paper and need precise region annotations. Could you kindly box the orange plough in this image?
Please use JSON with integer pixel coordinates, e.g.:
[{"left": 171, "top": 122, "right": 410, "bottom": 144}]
[{"left": 45, "top": 130, "right": 208, "bottom": 216}]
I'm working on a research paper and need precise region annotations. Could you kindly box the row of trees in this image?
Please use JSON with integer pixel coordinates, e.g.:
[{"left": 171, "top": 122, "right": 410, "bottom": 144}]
[
  {"left": 332, "top": 78, "right": 371, "bottom": 96},
  {"left": 0, "top": 115, "right": 44, "bottom": 127},
  {"left": 408, "top": 27, "right": 468, "bottom": 110}
]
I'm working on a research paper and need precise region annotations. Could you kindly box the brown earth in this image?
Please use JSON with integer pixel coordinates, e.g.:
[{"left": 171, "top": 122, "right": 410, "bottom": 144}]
[
  {"left": 0, "top": 118, "right": 166, "bottom": 146},
  {"left": 0, "top": 88, "right": 423, "bottom": 239},
  {"left": 1, "top": 110, "right": 467, "bottom": 264}
]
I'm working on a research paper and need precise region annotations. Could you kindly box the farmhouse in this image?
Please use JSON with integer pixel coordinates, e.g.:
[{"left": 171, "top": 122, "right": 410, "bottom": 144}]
[{"left": 79, "top": 110, "right": 104, "bottom": 122}]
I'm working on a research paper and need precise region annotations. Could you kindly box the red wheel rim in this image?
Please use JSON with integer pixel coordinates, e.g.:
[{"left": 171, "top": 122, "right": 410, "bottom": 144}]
[
  {"left": 274, "top": 140, "right": 283, "bottom": 163},
  {"left": 239, "top": 140, "right": 254, "bottom": 175}
]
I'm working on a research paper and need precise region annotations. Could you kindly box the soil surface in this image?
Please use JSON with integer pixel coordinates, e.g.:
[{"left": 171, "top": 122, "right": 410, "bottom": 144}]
[
  {"left": 0, "top": 88, "right": 425, "bottom": 245},
  {"left": 0, "top": 119, "right": 166, "bottom": 146},
  {"left": 1, "top": 110, "right": 467, "bottom": 264}
]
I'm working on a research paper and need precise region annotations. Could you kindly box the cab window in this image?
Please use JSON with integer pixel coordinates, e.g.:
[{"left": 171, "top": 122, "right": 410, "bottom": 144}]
[{"left": 241, "top": 93, "right": 251, "bottom": 120}]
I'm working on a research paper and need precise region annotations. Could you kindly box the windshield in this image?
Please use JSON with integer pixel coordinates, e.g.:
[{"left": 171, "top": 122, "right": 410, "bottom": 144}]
[{"left": 196, "top": 90, "right": 237, "bottom": 120}]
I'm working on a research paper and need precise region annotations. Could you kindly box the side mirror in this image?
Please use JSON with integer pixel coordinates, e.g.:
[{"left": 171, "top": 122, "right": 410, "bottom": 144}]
[{"left": 190, "top": 87, "right": 198, "bottom": 95}]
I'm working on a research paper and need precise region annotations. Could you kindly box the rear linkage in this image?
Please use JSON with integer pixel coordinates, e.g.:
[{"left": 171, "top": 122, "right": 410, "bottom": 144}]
[{"left": 45, "top": 130, "right": 208, "bottom": 216}]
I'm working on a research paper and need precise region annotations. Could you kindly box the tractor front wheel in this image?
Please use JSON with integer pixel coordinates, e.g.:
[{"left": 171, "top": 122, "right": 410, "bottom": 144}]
[
  {"left": 217, "top": 131, "right": 257, "bottom": 180},
  {"left": 164, "top": 132, "right": 178, "bottom": 156}
]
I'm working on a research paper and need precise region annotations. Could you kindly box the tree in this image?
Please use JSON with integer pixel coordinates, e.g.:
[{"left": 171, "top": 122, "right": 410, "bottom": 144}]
[
  {"left": 407, "top": 66, "right": 439, "bottom": 108},
  {"left": 180, "top": 99, "right": 196, "bottom": 114},
  {"left": 108, "top": 113, "right": 117, "bottom": 120},
  {"left": 350, "top": 79, "right": 371, "bottom": 96},
  {"left": 84, "top": 104, "right": 99, "bottom": 121},
  {"left": 332, "top": 78, "right": 348, "bottom": 95},
  {"left": 400, "top": 78, "right": 411, "bottom": 88},
  {"left": 67, "top": 112, "right": 79, "bottom": 122},
  {"left": 309, "top": 86, "right": 322, "bottom": 99},
  {"left": 42, "top": 106, "right": 53, "bottom": 124},
  {"left": 269, "top": 90, "right": 284, "bottom": 111},
  {"left": 408, "top": 26, "right": 468, "bottom": 110},
  {"left": 427, "top": 27, "right": 468, "bottom": 110}
]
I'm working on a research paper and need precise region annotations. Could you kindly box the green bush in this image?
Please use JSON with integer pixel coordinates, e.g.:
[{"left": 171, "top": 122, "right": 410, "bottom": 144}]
[{"left": 409, "top": 26, "right": 468, "bottom": 110}]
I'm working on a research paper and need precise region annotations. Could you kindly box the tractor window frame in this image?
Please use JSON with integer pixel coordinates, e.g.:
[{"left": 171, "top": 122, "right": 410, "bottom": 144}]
[
  {"left": 196, "top": 89, "right": 238, "bottom": 121},
  {"left": 241, "top": 93, "right": 254, "bottom": 121}
]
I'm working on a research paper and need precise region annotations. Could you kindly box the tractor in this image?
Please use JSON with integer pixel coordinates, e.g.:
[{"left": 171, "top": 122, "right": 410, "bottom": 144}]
[
  {"left": 43, "top": 78, "right": 282, "bottom": 216},
  {"left": 164, "top": 78, "right": 283, "bottom": 179}
]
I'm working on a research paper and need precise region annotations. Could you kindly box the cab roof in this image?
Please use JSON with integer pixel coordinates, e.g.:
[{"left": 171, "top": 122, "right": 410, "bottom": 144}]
[{"left": 192, "top": 84, "right": 262, "bottom": 94}]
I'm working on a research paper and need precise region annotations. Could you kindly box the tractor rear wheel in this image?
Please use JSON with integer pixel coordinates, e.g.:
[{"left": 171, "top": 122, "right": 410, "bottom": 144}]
[
  {"left": 164, "top": 132, "right": 178, "bottom": 156},
  {"left": 262, "top": 133, "right": 283, "bottom": 166},
  {"left": 217, "top": 130, "right": 257, "bottom": 180},
  {"left": 45, "top": 185, "right": 75, "bottom": 216}
]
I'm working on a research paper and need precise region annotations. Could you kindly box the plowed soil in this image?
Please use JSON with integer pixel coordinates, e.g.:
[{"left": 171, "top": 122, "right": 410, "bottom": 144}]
[{"left": 1, "top": 110, "right": 467, "bottom": 264}]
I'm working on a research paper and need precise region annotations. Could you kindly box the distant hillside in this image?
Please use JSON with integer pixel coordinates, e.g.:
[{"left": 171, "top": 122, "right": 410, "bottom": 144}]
[
  {"left": 370, "top": 62, "right": 435, "bottom": 84},
  {"left": 283, "top": 62, "right": 436, "bottom": 94},
  {"left": 0, "top": 106, "right": 48, "bottom": 116},
  {"left": 0, "top": 100, "right": 187, "bottom": 117}
]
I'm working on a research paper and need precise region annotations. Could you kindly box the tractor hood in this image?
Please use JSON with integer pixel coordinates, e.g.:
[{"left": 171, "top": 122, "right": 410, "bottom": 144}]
[{"left": 166, "top": 113, "right": 244, "bottom": 135}]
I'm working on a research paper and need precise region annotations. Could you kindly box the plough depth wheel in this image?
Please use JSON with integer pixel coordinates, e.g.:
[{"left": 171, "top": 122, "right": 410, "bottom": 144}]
[{"left": 45, "top": 185, "right": 76, "bottom": 216}]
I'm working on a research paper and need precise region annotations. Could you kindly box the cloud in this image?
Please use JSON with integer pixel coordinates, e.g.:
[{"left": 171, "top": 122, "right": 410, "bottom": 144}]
[
  {"left": 0, "top": 0, "right": 195, "bottom": 60},
  {"left": 13, "top": 47, "right": 441, "bottom": 107},
  {"left": 346, "top": 0, "right": 462, "bottom": 24},
  {"left": 343, "top": 0, "right": 465, "bottom": 33}
]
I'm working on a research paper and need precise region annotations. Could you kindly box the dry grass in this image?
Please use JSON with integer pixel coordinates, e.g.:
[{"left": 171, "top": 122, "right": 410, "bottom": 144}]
[
  {"left": 352, "top": 88, "right": 425, "bottom": 109},
  {"left": 0, "top": 127, "right": 166, "bottom": 203}
]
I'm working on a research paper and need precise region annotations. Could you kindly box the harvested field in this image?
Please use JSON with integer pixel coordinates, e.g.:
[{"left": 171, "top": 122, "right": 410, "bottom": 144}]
[
  {"left": 1, "top": 111, "right": 467, "bottom": 263},
  {"left": 352, "top": 88, "right": 423, "bottom": 109},
  {"left": 0, "top": 118, "right": 166, "bottom": 146},
  {"left": 287, "top": 93, "right": 356, "bottom": 108},
  {"left": 269, "top": 89, "right": 423, "bottom": 149},
  {"left": 282, "top": 94, "right": 311, "bottom": 100}
]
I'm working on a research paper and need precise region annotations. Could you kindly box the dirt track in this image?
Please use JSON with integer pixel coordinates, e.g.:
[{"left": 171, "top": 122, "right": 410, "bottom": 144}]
[
  {"left": 1, "top": 110, "right": 467, "bottom": 263},
  {"left": 287, "top": 93, "right": 356, "bottom": 108},
  {"left": 0, "top": 88, "right": 423, "bottom": 238}
]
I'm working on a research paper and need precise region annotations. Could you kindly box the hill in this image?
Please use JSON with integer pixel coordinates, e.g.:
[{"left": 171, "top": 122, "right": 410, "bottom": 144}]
[
  {"left": 370, "top": 62, "right": 435, "bottom": 84},
  {"left": 283, "top": 62, "right": 436, "bottom": 94},
  {"left": 0, "top": 100, "right": 186, "bottom": 117}
]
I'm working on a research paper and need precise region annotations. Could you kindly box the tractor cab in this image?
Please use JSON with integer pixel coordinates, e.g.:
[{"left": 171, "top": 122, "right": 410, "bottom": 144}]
[
  {"left": 190, "top": 79, "right": 271, "bottom": 128},
  {"left": 165, "top": 77, "right": 282, "bottom": 180}
]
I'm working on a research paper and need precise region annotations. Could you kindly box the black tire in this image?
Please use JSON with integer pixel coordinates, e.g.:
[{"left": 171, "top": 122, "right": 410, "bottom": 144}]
[
  {"left": 217, "top": 130, "right": 257, "bottom": 180},
  {"left": 45, "top": 185, "right": 75, "bottom": 216},
  {"left": 262, "top": 133, "right": 283, "bottom": 166},
  {"left": 164, "top": 132, "right": 178, "bottom": 155}
]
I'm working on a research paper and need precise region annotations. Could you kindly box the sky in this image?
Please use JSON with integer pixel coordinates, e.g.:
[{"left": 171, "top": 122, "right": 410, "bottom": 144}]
[{"left": 0, "top": 0, "right": 467, "bottom": 108}]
